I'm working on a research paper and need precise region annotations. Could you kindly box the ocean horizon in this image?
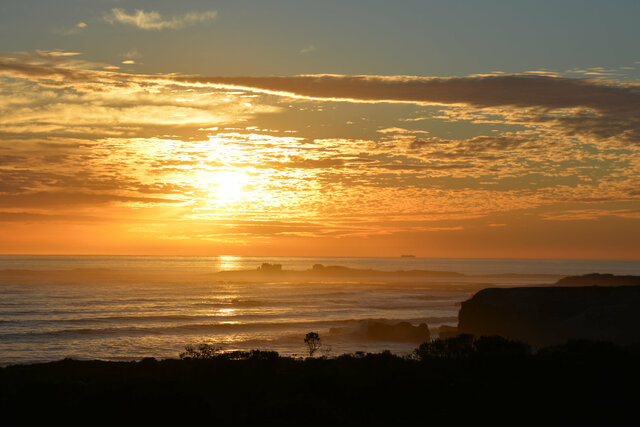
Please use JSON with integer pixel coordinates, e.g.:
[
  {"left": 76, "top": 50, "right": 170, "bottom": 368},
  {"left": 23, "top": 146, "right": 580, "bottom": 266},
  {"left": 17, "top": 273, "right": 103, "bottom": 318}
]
[
  {"left": 1, "top": 256, "right": 638, "bottom": 365},
  {"left": 1, "top": 255, "right": 639, "bottom": 275}
]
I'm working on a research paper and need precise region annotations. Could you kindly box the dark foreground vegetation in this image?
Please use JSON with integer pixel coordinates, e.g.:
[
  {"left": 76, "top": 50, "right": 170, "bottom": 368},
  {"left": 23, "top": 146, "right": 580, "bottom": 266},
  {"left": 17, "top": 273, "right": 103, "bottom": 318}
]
[{"left": 2, "top": 336, "right": 640, "bottom": 426}]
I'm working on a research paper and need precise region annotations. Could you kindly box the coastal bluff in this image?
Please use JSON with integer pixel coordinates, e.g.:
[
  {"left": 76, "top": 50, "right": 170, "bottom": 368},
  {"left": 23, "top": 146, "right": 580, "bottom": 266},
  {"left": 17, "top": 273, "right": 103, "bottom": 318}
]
[{"left": 458, "top": 275, "right": 640, "bottom": 346}]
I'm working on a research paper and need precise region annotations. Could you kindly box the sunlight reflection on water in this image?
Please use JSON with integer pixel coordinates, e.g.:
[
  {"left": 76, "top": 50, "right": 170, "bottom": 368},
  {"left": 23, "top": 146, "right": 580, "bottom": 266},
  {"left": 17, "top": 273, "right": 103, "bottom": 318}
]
[
  {"left": 0, "top": 256, "right": 638, "bottom": 364},
  {"left": 218, "top": 255, "right": 241, "bottom": 271}
]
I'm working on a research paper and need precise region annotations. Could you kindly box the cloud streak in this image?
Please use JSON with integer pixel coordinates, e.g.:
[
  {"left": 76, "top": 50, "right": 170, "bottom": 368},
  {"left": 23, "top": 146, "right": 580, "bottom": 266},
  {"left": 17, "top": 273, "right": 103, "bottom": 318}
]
[
  {"left": 174, "top": 74, "right": 640, "bottom": 146},
  {"left": 174, "top": 74, "right": 640, "bottom": 110},
  {"left": 105, "top": 8, "right": 217, "bottom": 31},
  {"left": 3, "top": 53, "right": 637, "bottom": 114}
]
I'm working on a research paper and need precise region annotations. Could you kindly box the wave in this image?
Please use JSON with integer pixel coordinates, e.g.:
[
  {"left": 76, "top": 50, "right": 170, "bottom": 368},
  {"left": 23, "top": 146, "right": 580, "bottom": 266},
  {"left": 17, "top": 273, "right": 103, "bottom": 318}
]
[
  {"left": 60, "top": 314, "right": 223, "bottom": 323},
  {"left": 191, "top": 299, "right": 266, "bottom": 307},
  {"left": 0, "top": 316, "right": 457, "bottom": 340}
]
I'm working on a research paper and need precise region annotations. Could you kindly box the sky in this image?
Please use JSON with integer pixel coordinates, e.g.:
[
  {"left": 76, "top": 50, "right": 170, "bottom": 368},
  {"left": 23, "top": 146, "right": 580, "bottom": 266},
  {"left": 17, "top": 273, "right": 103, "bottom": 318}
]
[{"left": 0, "top": 0, "right": 639, "bottom": 259}]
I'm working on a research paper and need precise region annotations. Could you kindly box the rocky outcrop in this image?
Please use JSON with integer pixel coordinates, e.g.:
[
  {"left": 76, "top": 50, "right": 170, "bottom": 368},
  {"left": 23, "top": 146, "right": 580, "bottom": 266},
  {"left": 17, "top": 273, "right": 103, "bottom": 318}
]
[
  {"left": 436, "top": 325, "right": 459, "bottom": 339},
  {"left": 329, "top": 320, "right": 430, "bottom": 343},
  {"left": 214, "top": 263, "right": 465, "bottom": 282},
  {"left": 458, "top": 286, "right": 640, "bottom": 346}
]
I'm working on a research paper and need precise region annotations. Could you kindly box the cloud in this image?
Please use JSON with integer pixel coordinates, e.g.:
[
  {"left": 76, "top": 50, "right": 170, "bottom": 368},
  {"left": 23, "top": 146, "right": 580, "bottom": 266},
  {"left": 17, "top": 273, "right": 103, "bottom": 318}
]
[
  {"left": 408, "top": 136, "right": 541, "bottom": 159},
  {"left": 0, "top": 52, "right": 638, "bottom": 213},
  {"left": 4, "top": 53, "right": 636, "bottom": 119},
  {"left": 0, "top": 192, "right": 178, "bottom": 209},
  {"left": 105, "top": 8, "right": 217, "bottom": 30},
  {"left": 377, "top": 127, "right": 429, "bottom": 135},
  {"left": 1, "top": 52, "right": 639, "bottom": 151},
  {"left": 300, "top": 45, "right": 317, "bottom": 54},
  {"left": 41, "top": 50, "right": 82, "bottom": 57},
  {"left": 541, "top": 209, "right": 640, "bottom": 221},
  {"left": 57, "top": 22, "right": 88, "bottom": 36},
  {"left": 171, "top": 74, "right": 639, "bottom": 109},
  {"left": 174, "top": 74, "right": 640, "bottom": 146},
  {"left": 399, "top": 117, "right": 429, "bottom": 122},
  {"left": 0, "top": 52, "right": 637, "bottom": 256},
  {"left": 122, "top": 48, "right": 141, "bottom": 60}
]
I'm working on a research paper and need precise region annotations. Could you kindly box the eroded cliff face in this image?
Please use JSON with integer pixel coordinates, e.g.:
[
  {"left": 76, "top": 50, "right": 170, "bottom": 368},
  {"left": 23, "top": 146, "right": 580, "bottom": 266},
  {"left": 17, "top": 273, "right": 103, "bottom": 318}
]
[{"left": 458, "top": 286, "right": 640, "bottom": 346}]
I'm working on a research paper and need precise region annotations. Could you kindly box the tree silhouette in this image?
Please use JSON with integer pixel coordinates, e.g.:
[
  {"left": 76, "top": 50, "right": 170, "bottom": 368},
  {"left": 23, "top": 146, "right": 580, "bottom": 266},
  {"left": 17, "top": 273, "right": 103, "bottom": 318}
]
[{"left": 304, "top": 332, "right": 321, "bottom": 356}]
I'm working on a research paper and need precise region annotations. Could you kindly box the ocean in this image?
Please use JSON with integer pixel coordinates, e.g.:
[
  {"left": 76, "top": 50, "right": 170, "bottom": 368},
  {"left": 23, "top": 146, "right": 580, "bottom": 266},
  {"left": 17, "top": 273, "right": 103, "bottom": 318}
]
[{"left": 0, "top": 256, "right": 638, "bottom": 365}]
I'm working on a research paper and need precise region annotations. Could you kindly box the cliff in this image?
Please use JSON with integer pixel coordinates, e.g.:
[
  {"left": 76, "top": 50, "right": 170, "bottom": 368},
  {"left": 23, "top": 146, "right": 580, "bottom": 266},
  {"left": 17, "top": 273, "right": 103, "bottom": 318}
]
[
  {"left": 458, "top": 285, "right": 640, "bottom": 346},
  {"left": 554, "top": 273, "right": 640, "bottom": 287}
]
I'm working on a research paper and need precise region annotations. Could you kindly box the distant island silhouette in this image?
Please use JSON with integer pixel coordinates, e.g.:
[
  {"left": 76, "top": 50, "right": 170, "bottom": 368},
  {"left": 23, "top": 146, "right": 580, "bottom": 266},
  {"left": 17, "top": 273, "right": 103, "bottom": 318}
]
[
  {"left": 212, "top": 262, "right": 559, "bottom": 282},
  {"left": 0, "top": 263, "right": 568, "bottom": 288}
]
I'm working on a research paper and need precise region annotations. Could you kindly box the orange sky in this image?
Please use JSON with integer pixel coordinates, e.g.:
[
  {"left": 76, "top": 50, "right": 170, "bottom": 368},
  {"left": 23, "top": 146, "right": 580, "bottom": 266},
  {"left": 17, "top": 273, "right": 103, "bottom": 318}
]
[{"left": 1, "top": 46, "right": 639, "bottom": 259}]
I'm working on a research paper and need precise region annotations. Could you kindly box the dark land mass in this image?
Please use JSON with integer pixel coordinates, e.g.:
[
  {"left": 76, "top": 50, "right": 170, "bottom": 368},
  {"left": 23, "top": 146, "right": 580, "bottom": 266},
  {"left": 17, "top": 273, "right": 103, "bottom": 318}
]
[
  {"left": 554, "top": 273, "right": 640, "bottom": 286},
  {"left": 3, "top": 272, "right": 640, "bottom": 424},
  {"left": 214, "top": 263, "right": 467, "bottom": 281},
  {"left": 213, "top": 263, "right": 561, "bottom": 282},
  {"left": 459, "top": 275, "right": 640, "bottom": 346},
  {"left": 1, "top": 339, "right": 639, "bottom": 425},
  {"left": 0, "top": 264, "right": 562, "bottom": 288}
]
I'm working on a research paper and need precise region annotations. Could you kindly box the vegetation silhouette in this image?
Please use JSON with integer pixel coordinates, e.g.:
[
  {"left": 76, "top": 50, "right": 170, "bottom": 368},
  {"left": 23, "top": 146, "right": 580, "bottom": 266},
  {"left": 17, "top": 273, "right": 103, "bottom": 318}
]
[
  {"left": 180, "top": 343, "right": 222, "bottom": 359},
  {"left": 304, "top": 331, "right": 322, "bottom": 356},
  {"left": 180, "top": 344, "right": 279, "bottom": 361},
  {"left": 414, "top": 334, "right": 530, "bottom": 360},
  {"left": 2, "top": 335, "right": 640, "bottom": 425}
]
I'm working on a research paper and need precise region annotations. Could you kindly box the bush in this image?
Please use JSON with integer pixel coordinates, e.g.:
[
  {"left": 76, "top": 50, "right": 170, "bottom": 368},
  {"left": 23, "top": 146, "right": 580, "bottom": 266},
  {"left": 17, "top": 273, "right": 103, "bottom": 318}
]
[
  {"left": 179, "top": 343, "right": 222, "bottom": 359},
  {"left": 473, "top": 335, "right": 530, "bottom": 358},
  {"left": 414, "top": 334, "right": 475, "bottom": 360},
  {"left": 414, "top": 334, "right": 529, "bottom": 360},
  {"left": 180, "top": 345, "right": 280, "bottom": 361}
]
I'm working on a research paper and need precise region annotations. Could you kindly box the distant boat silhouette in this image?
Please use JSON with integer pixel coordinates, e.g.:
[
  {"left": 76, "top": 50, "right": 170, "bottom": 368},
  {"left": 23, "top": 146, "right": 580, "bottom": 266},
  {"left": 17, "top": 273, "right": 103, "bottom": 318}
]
[{"left": 400, "top": 254, "right": 416, "bottom": 258}]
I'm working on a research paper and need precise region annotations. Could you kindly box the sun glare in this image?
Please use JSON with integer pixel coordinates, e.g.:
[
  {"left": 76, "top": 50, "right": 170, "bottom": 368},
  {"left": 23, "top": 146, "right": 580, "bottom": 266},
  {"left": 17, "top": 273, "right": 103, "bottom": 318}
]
[
  {"left": 196, "top": 170, "right": 247, "bottom": 205},
  {"left": 218, "top": 255, "right": 241, "bottom": 270},
  {"left": 215, "top": 171, "right": 245, "bottom": 201}
]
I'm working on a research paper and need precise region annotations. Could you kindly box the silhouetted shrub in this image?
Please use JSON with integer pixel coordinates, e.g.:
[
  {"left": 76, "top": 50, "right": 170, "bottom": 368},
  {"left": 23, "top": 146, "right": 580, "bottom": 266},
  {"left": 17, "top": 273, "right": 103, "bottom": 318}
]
[
  {"left": 536, "top": 339, "right": 622, "bottom": 359},
  {"left": 3, "top": 340, "right": 640, "bottom": 425},
  {"left": 414, "top": 334, "right": 529, "bottom": 360},
  {"left": 247, "top": 350, "right": 280, "bottom": 361},
  {"left": 180, "top": 343, "right": 222, "bottom": 359},
  {"left": 414, "top": 334, "right": 475, "bottom": 360},
  {"left": 474, "top": 335, "right": 530, "bottom": 358},
  {"left": 180, "top": 345, "right": 279, "bottom": 361}
]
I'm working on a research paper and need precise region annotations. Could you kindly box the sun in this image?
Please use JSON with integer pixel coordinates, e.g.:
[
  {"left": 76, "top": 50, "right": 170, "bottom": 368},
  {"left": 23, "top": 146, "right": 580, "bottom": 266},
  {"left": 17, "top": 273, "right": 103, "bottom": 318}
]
[
  {"left": 215, "top": 171, "right": 245, "bottom": 201},
  {"left": 195, "top": 170, "right": 247, "bottom": 205}
]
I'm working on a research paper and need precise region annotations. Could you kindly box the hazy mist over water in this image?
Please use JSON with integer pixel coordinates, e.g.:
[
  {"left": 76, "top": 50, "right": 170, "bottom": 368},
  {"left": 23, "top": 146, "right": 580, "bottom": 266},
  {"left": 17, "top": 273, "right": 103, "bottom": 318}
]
[
  {"left": 0, "top": 256, "right": 638, "bottom": 365},
  {"left": 1, "top": 255, "right": 638, "bottom": 275}
]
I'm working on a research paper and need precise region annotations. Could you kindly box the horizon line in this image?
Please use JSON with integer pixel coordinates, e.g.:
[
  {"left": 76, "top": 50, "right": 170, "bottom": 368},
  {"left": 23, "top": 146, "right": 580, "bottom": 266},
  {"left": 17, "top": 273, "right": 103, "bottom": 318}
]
[{"left": 0, "top": 254, "right": 638, "bottom": 262}]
